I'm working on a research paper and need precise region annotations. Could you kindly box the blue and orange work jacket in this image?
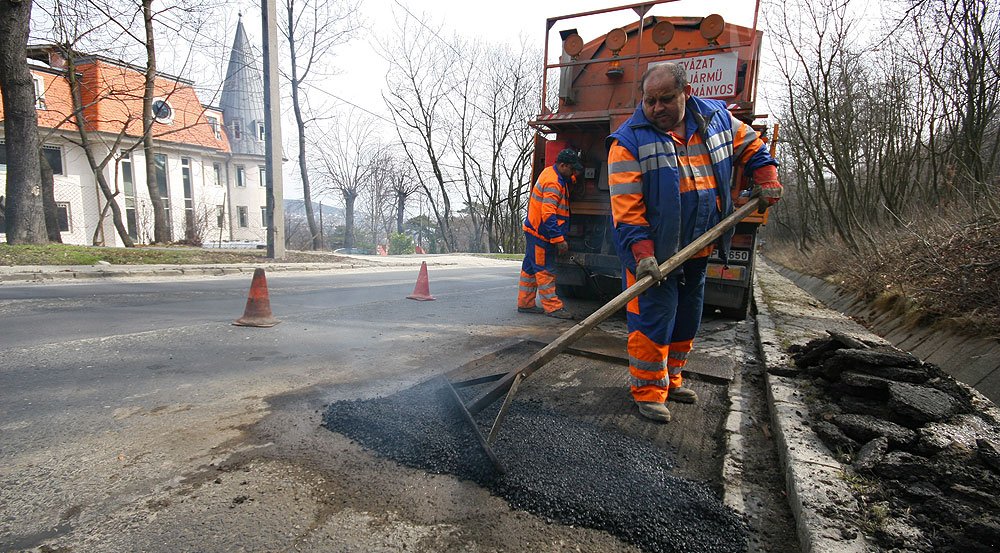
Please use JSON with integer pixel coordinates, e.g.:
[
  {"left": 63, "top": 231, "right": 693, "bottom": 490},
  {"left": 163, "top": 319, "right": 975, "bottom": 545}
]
[
  {"left": 523, "top": 164, "right": 572, "bottom": 246},
  {"left": 606, "top": 96, "right": 776, "bottom": 270}
]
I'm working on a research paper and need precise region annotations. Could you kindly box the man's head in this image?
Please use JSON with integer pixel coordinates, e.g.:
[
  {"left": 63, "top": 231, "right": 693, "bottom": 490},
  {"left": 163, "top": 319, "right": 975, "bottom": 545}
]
[
  {"left": 555, "top": 148, "right": 583, "bottom": 178},
  {"left": 640, "top": 63, "right": 692, "bottom": 134}
]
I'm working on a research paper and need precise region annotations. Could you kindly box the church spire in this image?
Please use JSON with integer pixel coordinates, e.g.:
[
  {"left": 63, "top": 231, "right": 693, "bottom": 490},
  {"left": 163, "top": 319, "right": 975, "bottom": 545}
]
[{"left": 220, "top": 18, "right": 265, "bottom": 156}]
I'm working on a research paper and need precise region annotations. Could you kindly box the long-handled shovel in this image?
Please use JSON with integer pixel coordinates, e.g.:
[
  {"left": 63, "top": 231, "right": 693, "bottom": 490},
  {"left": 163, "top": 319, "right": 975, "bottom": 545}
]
[{"left": 440, "top": 196, "right": 767, "bottom": 473}]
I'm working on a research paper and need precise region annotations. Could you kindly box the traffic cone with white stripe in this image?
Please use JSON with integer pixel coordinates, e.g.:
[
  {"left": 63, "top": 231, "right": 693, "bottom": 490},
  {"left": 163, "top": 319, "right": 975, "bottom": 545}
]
[{"left": 233, "top": 268, "right": 280, "bottom": 327}]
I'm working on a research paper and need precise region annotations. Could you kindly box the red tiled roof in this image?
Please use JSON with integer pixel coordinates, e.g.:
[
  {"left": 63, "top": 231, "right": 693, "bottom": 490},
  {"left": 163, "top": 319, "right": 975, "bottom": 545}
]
[{"left": 1, "top": 58, "right": 230, "bottom": 153}]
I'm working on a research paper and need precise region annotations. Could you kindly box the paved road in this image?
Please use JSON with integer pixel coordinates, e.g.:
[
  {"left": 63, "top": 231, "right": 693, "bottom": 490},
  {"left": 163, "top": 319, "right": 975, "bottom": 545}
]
[{"left": 0, "top": 262, "right": 796, "bottom": 552}]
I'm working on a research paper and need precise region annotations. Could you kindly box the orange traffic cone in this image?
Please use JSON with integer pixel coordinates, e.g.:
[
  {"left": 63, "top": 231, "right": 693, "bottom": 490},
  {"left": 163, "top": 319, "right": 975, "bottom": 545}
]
[
  {"left": 233, "top": 268, "right": 280, "bottom": 327},
  {"left": 406, "top": 261, "right": 436, "bottom": 301}
]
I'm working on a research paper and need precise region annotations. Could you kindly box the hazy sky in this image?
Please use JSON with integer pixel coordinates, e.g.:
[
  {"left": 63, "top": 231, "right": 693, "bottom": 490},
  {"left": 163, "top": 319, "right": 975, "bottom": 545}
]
[{"left": 231, "top": 0, "right": 765, "bottom": 200}]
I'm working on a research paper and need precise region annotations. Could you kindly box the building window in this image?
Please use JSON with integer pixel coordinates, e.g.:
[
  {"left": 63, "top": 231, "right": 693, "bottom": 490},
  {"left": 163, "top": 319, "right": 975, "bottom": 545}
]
[
  {"left": 0, "top": 142, "right": 61, "bottom": 175},
  {"left": 236, "top": 165, "right": 246, "bottom": 187},
  {"left": 213, "top": 162, "right": 222, "bottom": 186},
  {"left": 121, "top": 151, "right": 138, "bottom": 239},
  {"left": 56, "top": 202, "right": 71, "bottom": 232},
  {"left": 152, "top": 98, "right": 173, "bottom": 124},
  {"left": 154, "top": 153, "right": 172, "bottom": 237},
  {"left": 232, "top": 119, "right": 242, "bottom": 140},
  {"left": 256, "top": 122, "right": 265, "bottom": 141},
  {"left": 216, "top": 205, "right": 225, "bottom": 228},
  {"left": 237, "top": 206, "right": 248, "bottom": 228},
  {"left": 33, "top": 75, "right": 46, "bottom": 110},
  {"left": 41, "top": 144, "right": 63, "bottom": 175},
  {"left": 260, "top": 206, "right": 271, "bottom": 228},
  {"left": 259, "top": 166, "right": 267, "bottom": 187},
  {"left": 207, "top": 115, "right": 221, "bottom": 139},
  {"left": 182, "top": 157, "right": 195, "bottom": 241}
]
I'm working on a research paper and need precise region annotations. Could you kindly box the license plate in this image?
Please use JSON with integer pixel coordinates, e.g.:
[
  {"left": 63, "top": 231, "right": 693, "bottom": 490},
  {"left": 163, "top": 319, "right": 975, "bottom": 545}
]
[{"left": 711, "top": 249, "right": 751, "bottom": 263}]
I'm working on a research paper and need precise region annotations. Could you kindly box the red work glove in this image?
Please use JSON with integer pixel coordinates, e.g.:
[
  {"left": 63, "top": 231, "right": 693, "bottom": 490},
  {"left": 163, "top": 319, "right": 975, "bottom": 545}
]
[
  {"left": 630, "top": 239, "right": 661, "bottom": 284},
  {"left": 752, "top": 165, "right": 782, "bottom": 206}
]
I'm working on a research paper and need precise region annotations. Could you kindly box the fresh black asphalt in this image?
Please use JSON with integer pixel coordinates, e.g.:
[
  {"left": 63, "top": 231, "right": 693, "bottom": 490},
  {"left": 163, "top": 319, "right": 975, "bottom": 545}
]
[{"left": 322, "top": 378, "right": 748, "bottom": 553}]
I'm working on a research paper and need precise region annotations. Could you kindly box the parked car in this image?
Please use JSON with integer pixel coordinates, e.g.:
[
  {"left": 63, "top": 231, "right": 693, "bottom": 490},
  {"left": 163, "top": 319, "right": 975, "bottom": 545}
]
[{"left": 333, "top": 247, "right": 375, "bottom": 255}]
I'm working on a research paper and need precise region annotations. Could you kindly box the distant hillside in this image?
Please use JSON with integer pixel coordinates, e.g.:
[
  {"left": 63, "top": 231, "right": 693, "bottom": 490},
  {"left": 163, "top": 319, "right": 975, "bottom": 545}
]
[{"left": 284, "top": 199, "right": 344, "bottom": 225}]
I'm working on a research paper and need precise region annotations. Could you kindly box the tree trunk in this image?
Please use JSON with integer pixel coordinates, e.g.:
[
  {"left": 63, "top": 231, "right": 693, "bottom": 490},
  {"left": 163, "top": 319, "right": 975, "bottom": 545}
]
[
  {"left": 142, "top": 0, "right": 170, "bottom": 243},
  {"left": 62, "top": 48, "right": 135, "bottom": 247},
  {"left": 343, "top": 189, "right": 356, "bottom": 248},
  {"left": 39, "top": 149, "right": 61, "bottom": 242},
  {"left": 285, "top": 0, "right": 322, "bottom": 250},
  {"left": 0, "top": 0, "right": 47, "bottom": 244},
  {"left": 396, "top": 192, "right": 406, "bottom": 233}
]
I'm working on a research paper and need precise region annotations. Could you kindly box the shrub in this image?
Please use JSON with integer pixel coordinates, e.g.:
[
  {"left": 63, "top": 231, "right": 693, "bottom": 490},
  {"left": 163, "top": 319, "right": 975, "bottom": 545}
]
[{"left": 389, "top": 232, "right": 415, "bottom": 255}]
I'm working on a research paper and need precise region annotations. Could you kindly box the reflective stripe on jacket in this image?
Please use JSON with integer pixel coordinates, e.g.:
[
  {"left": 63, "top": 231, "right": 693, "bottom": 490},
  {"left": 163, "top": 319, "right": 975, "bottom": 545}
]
[
  {"left": 606, "top": 96, "right": 776, "bottom": 269},
  {"left": 523, "top": 165, "right": 571, "bottom": 244}
]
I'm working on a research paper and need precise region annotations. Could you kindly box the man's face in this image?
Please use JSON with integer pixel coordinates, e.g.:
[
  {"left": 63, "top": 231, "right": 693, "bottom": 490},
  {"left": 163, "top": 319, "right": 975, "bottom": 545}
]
[
  {"left": 641, "top": 71, "right": 691, "bottom": 133},
  {"left": 556, "top": 162, "right": 576, "bottom": 179}
]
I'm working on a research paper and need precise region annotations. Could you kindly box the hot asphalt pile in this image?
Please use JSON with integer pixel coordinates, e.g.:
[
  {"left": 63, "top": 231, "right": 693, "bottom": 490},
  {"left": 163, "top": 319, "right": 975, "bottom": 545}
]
[
  {"left": 780, "top": 332, "right": 1000, "bottom": 552},
  {"left": 322, "top": 378, "right": 748, "bottom": 553}
]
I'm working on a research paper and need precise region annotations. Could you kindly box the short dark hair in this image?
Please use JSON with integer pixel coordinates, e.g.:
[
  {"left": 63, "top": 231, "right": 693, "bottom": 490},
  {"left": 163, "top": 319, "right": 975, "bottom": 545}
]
[{"left": 639, "top": 63, "right": 687, "bottom": 93}]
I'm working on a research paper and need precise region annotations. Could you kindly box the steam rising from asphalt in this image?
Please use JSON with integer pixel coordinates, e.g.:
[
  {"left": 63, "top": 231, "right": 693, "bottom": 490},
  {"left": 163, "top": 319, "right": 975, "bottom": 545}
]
[{"left": 322, "top": 379, "right": 747, "bottom": 553}]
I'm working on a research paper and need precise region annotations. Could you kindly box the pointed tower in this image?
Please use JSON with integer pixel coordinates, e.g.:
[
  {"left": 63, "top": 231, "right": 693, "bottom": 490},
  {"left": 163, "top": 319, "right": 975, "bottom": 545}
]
[{"left": 220, "top": 17, "right": 265, "bottom": 156}]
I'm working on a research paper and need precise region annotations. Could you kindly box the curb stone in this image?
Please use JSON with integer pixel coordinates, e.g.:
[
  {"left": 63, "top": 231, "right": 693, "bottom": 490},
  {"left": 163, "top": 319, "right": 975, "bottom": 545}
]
[{"left": 754, "top": 259, "right": 872, "bottom": 553}]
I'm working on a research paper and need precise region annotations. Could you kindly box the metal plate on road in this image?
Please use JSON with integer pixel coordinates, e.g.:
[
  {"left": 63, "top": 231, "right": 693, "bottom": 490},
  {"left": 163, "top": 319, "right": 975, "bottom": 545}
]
[{"left": 446, "top": 335, "right": 736, "bottom": 484}]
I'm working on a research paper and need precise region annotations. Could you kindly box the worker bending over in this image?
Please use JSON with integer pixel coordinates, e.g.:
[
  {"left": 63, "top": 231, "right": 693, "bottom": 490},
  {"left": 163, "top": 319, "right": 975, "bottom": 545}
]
[
  {"left": 607, "top": 63, "right": 782, "bottom": 422},
  {"left": 518, "top": 148, "right": 582, "bottom": 320}
]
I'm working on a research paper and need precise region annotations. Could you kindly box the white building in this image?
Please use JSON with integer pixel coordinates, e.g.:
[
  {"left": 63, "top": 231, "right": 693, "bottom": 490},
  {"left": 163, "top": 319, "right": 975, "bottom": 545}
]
[{"left": 0, "top": 20, "right": 271, "bottom": 247}]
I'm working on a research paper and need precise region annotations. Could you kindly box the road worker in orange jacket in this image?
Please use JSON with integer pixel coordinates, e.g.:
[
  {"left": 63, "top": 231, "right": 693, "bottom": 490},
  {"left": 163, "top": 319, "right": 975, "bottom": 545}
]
[
  {"left": 608, "top": 63, "right": 782, "bottom": 423},
  {"left": 517, "top": 149, "right": 582, "bottom": 320}
]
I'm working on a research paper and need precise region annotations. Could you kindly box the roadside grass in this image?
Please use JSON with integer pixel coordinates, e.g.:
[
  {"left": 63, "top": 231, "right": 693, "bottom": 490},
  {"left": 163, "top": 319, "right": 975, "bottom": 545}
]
[
  {"left": 0, "top": 244, "right": 347, "bottom": 266},
  {"left": 765, "top": 213, "right": 1000, "bottom": 338},
  {"left": 0, "top": 244, "right": 526, "bottom": 266}
]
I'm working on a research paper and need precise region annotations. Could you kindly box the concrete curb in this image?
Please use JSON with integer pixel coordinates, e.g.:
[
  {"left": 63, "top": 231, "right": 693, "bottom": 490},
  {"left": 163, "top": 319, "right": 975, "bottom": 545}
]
[{"left": 753, "top": 261, "right": 872, "bottom": 553}]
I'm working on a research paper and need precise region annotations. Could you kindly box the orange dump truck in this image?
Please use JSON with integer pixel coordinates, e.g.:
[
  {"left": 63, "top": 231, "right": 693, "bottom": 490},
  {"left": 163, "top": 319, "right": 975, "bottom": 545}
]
[{"left": 530, "top": 0, "right": 772, "bottom": 319}]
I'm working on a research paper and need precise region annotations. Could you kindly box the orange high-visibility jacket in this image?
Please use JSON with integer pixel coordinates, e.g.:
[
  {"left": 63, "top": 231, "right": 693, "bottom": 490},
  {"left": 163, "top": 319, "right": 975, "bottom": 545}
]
[{"left": 523, "top": 165, "right": 572, "bottom": 244}]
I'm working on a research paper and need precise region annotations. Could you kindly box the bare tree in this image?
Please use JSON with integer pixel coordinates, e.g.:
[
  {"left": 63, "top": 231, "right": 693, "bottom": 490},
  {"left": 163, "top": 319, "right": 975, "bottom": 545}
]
[
  {"left": 384, "top": 154, "right": 419, "bottom": 234},
  {"left": 382, "top": 9, "right": 542, "bottom": 254},
  {"left": 467, "top": 40, "right": 539, "bottom": 254},
  {"left": 361, "top": 150, "right": 396, "bottom": 247},
  {"left": 280, "top": 0, "right": 361, "bottom": 250},
  {"left": 382, "top": 10, "right": 460, "bottom": 252},
  {"left": 763, "top": 0, "right": 999, "bottom": 253},
  {"left": 1, "top": 0, "right": 48, "bottom": 244},
  {"left": 314, "top": 109, "right": 378, "bottom": 250},
  {"left": 902, "top": 0, "right": 1000, "bottom": 211}
]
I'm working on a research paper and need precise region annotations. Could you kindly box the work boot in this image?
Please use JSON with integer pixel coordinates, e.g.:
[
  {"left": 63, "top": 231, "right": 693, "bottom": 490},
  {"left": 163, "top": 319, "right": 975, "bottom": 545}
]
[
  {"left": 667, "top": 386, "right": 699, "bottom": 404},
  {"left": 545, "top": 308, "right": 575, "bottom": 320},
  {"left": 517, "top": 306, "right": 544, "bottom": 314},
  {"left": 635, "top": 400, "right": 672, "bottom": 423}
]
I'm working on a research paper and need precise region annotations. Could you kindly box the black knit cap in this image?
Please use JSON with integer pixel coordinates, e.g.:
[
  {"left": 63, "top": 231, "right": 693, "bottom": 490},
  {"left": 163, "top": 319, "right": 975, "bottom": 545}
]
[{"left": 556, "top": 149, "right": 584, "bottom": 172}]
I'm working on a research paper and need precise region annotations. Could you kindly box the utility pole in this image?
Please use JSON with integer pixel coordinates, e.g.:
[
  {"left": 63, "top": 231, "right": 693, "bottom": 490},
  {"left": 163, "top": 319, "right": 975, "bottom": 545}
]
[{"left": 262, "top": 0, "right": 285, "bottom": 258}]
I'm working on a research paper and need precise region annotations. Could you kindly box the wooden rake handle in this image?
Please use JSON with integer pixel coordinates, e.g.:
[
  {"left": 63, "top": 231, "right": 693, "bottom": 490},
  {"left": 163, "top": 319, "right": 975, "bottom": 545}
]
[{"left": 465, "top": 196, "right": 765, "bottom": 416}]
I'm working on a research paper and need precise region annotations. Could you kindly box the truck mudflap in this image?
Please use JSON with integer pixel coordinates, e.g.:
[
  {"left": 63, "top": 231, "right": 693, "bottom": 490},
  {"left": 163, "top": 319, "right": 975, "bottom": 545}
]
[{"left": 704, "top": 223, "right": 759, "bottom": 319}]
